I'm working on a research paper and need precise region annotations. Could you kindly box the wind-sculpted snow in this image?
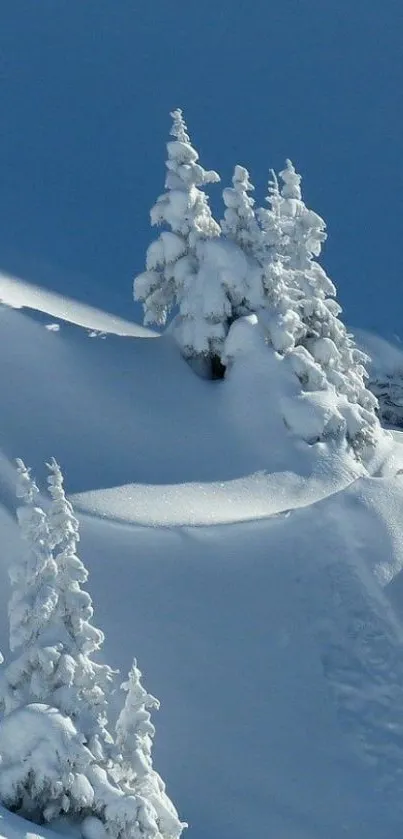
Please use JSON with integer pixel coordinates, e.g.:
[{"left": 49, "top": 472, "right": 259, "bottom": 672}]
[
  {"left": 0, "top": 273, "right": 156, "bottom": 338},
  {"left": 71, "top": 469, "right": 358, "bottom": 528},
  {"left": 1, "top": 297, "right": 403, "bottom": 838}
]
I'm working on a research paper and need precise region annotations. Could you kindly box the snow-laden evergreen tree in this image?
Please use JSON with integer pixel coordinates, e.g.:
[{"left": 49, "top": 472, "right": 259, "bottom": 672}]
[
  {"left": 135, "top": 110, "right": 241, "bottom": 376},
  {"left": 46, "top": 458, "right": 115, "bottom": 762},
  {"left": 0, "top": 462, "right": 104, "bottom": 825},
  {"left": 47, "top": 456, "right": 80, "bottom": 551},
  {"left": 221, "top": 165, "right": 261, "bottom": 256},
  {"left": 255, "top": 160, "right": 380, "bottom": 450},
  {"left": 0, "top": 459, "right": 59, "bottom": 715},
  {"left": 0, "top": 461, "right": 114, "bottom": 747},
  {"left": 115, "top": 660, "right": 159, "bottom": 789},
  {"left": 0, "top": 461, "right": 185, "bottom": 836},
  {"left": 217, "top": 164, "right": 270, "bottom": 323},
  {"left": 134, "top": 108, "right": 220, "bottom": 327},
  {"left": 113, "top": 660, "right": 184, "bottom": 839}
]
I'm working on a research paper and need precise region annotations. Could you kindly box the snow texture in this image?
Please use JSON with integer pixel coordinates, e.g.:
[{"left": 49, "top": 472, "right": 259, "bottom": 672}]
[
  {"left": 1, "top": 261, "right": 403, "bottom": 839},
  {"left": 0, "top": 705, "right": 95, "bottom": 823}
]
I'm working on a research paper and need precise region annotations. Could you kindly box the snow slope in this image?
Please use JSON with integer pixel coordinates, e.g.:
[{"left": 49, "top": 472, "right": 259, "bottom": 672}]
[
  {"left": 2, "top": 280, "right": 403, "bottom": 838},
  {"left": 0, "top": 272, "right": 156, "bottom": 338}
]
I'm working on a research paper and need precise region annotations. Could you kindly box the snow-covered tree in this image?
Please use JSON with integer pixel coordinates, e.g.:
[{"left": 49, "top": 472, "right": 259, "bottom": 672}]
[
  {"left": 115, "top": 660, "right": 159, "bottom": 788},
  {"left": 0, "top": 459, "right": 59, "bottom": 716},
  {"left": 217, "top": 165, "right": 272, "bottom": 328},
  {"left": 221, "top": 165, "right": 261, "bottom": 256},
  {"left": 46, "top": 456, "right": 80, "bottom": 551},
  {"left": 134, "top": 108, "right": 220, "bottom": 328},
  {"left": 0, "top": 460, "right": 114, "bottom": 748},
  {"left": 254, "top": 160, "right": 380, "bottom": 451},
  {"left": 0, "top": 461, "right": 184, "bottom": 836},
  {"left": 113, "top": 660, "right": 185, "bottom": 839},
  {"left": 46, "top": 458, "right": 115, "bottom": 762},
  {"left": 135, "top": 110, "right": 242, "bottom": 376}
]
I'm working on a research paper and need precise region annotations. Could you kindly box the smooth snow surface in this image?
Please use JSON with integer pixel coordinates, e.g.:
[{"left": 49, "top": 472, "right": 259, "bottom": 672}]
[{"left": 2, "top": 278, "right": 403, "bottom": 838}]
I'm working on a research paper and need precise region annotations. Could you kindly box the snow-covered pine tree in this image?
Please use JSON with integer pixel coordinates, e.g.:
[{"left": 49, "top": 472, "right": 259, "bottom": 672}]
[
  {"left": 217, "top": 164, "right": 271, "bottom": 325},
  {"left": 135, "top": 110, "right": 239, "bottom": 377},
  {"left": 134, "top": 108, "right": 220, "bottom": 325},
  {"left": 256, "top": 160, "right": 380, "bottom": 451},
  {"left": 0, "top": 459, "right": 60, "bottom": 715},
  {"left": 221, "top": 165, "right": 261, "bottom": 256},
  {"left": 46, "top": 456, "right": 80, "bottom": 551},
  {"left": 113, "top": 660, "right": 184, "bottom": 839},
  {"left": 1, "top": 461, "right": 184, "bottom": 835},
  {"left": 115, "top": 659, "right": 159, "bottom": 789},
  {"left": 46, "top": 458, "right": 115, "bottom": 762},
  {"left": 0, "top": 462, "right": 102, "bottom": 824}
]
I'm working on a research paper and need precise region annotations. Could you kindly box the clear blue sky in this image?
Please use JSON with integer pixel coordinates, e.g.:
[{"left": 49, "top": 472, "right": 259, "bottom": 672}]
[{"left": 1, "top": 0, "right": 402, "bottom": 337}]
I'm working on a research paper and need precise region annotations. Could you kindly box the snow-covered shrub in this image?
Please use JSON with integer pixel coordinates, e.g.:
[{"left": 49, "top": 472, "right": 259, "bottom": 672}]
[{"left": 0, "top": 704, "right": 95, "bottom": 823}]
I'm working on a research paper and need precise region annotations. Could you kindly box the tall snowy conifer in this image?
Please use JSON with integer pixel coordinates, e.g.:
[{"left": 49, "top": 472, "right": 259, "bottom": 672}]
[
  {"left": 46, "top": 456, "right": 80, "bottom": 551},
  {"left": 46, "top": 459, "right": 114, "bottom": 761},
  {"left": 0, "top": 460, "right": 59, "bottom": 715},
  {"left": 134, "top": 109, "right": 220, "bottom": 328},
  {"left": 135, "top": 110, "right": 240, "bottom": 376},
  {"left": 266, "top": 160, "right": 379, "bottom": 449}
]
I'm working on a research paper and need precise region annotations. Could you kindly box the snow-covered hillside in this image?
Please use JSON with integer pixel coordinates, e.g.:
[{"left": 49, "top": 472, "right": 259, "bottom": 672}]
[{"left": 2, "top": 275, "right": 403, "bottom": 838}]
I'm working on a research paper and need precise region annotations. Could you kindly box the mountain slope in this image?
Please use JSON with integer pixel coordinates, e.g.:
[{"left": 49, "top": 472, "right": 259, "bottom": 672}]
[{"left": 1, "top": 278, "right": 403, "bottom": 838}]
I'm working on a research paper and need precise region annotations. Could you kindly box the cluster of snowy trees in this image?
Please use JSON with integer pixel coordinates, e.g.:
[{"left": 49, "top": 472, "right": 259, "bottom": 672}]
[
  {"left": 134, "top": 110, "right": 380, "bottom": 454},
  {"left": 0, "top": 459, "right": 185, "bottom": 839},
  {"left": 367, "top": 373, "right": 403, "bottom": 429}
]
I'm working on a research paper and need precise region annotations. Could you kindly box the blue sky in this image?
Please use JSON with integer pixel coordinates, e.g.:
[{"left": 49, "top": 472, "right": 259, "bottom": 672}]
[{"left": 0, "top": 1, "right": 402, "bottom": 337}]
